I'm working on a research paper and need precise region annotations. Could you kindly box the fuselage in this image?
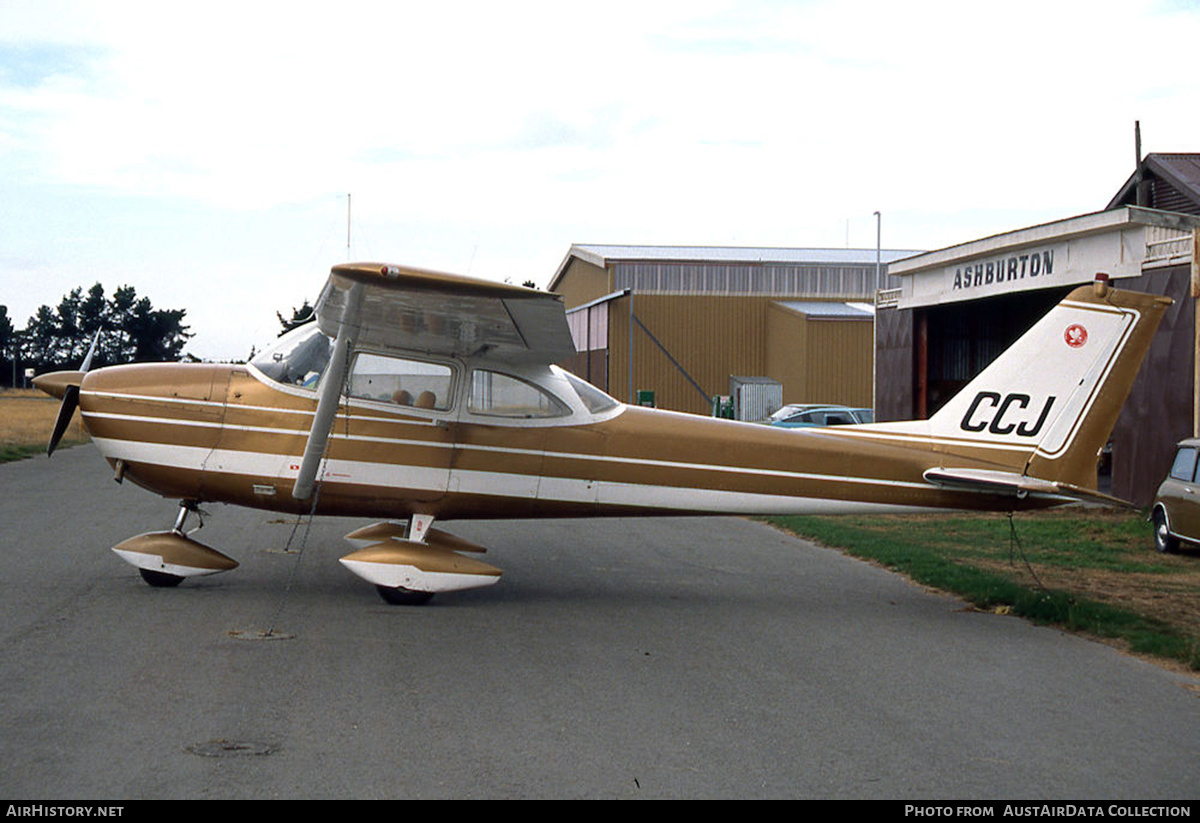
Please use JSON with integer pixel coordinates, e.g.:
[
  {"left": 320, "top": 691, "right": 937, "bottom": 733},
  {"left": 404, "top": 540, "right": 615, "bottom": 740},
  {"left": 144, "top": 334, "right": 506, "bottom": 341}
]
[{"left": 74, "top": 358, "right": 1048, "bottom": 522}]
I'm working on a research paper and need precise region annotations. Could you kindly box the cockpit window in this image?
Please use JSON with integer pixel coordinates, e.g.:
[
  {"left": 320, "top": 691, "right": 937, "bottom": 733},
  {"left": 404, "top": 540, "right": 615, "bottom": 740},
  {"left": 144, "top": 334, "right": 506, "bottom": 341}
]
[
  {"left": 469, "top": 369, "right": 569, "bottom": 418},
  {"left": 251, "top": 323, "right": 332, "bottom": 389},
  {"left": 563, "top": 371, "right": 619, "bottom": 414}
]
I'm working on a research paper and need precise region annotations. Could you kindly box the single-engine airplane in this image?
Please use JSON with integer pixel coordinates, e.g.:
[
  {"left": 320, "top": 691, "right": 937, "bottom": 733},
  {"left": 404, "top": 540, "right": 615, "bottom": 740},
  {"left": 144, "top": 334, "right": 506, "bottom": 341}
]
[{"left": 33, "top": 264, "right": 1169, "bottom": 604}]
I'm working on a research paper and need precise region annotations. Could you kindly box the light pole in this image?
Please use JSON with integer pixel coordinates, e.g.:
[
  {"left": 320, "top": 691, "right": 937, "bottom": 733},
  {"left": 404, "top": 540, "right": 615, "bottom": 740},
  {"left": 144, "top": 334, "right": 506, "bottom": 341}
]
[
  {"left": 874, "top": 210, "right": 881, "bottom": 290},
  {"left": 872, "top": 211, "right": 881, "bottom": 414}
]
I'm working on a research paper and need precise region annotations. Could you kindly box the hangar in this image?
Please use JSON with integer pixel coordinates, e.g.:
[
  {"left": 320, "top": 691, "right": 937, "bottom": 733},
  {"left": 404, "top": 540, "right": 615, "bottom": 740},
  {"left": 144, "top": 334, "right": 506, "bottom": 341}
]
[
  {"left": 549, "top": 244, "right": 919, "bottom": 417},
  {"left": 877, "top": 153, "right": 1200, "bottom": 504}
]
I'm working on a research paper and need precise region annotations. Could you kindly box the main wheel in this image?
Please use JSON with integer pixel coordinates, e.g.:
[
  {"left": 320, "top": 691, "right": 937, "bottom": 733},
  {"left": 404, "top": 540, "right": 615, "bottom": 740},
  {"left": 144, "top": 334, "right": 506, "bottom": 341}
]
[
  {"left": 139, "top": 568, "right": 185, "bottom": 587},
  {"left": 1153, "top": 509, "right": 1179, "bottom": 554},
  {"left": 375, "top": 585, "right": 434, "bottom": 605}
]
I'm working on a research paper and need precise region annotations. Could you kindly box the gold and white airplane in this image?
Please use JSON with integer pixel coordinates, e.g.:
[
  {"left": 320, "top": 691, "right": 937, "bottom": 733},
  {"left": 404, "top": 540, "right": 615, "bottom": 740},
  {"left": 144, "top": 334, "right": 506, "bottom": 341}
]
[{"left": 33, "top": 263, "right": 1168, "bottom": 604}]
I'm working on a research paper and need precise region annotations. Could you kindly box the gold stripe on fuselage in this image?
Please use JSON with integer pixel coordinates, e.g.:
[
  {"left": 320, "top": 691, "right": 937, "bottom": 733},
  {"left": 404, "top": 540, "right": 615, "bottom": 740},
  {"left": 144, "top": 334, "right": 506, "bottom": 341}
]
[{"left": 79, "top": 362, "right": 1048, "bottom": 521}]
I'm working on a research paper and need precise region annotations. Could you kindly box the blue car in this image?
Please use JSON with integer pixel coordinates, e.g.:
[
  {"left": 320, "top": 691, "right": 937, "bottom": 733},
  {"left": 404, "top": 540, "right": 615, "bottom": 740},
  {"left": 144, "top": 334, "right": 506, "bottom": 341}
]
[{"left": 768, "top": 405, "right": 874, "bottom": 428}]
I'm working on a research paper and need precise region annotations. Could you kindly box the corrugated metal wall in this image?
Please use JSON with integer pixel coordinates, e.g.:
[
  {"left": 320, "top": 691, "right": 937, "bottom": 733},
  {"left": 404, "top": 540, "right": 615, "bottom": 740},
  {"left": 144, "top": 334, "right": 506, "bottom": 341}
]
[
  {"left": 554, "top": 253, "right": 879, "bottom": 416},
  {"left": 592, "top": 294, "right": 875, "bottom": 415},
  {"left": 608, "top": 294, "right": 769, "bottom": 414},
  {"left": 554, "top": 258, "right": 612, "bottom": 309},
  {"left": 1110, "top": 265, "right": 1196, "bottom": 505},
  {"left": 766, "top": 304, "right": 874, "bottom": 407},
  {"left": 611, "top": 261, "right": 890, "bottom": 298},
  {"left": 874, "top": 306, "right": 914, "bottom": 421}
]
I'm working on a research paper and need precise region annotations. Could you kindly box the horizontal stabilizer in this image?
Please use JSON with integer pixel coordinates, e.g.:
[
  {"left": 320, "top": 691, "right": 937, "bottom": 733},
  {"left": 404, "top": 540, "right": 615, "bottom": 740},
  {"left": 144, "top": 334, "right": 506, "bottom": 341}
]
[{"left": 923, "top": 468, "right": 1135, "bottom": 508}]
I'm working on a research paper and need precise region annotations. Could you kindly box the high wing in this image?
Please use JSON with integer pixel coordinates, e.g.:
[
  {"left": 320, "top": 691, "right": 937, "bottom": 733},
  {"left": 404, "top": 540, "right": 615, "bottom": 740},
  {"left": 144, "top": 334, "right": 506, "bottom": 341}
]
[
  {"left": 314, "top": 262, "right": 576, "bottom": 364},
  {"left": 294, "top": 263, "right": 577, "bottom": 500}
]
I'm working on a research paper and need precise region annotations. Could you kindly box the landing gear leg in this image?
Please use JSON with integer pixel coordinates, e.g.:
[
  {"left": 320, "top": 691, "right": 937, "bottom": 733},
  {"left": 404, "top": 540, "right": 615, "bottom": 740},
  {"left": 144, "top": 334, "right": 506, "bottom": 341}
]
[{"left": 172, "top": 500, "right": 207, "bottom": 535}]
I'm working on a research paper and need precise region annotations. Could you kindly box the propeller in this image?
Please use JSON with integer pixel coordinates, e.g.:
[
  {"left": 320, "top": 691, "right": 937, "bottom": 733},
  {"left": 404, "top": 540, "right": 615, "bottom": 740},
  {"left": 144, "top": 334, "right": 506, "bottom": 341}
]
[{"left": 35, "top": 331, "right": 100, "bottom": 457}]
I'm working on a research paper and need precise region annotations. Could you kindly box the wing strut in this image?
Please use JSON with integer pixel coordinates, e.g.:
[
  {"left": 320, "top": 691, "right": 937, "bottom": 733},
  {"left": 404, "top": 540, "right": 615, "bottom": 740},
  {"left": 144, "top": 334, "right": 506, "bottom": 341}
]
[{"left": 293, "top": 282, "right": 362, "bottom": 501}]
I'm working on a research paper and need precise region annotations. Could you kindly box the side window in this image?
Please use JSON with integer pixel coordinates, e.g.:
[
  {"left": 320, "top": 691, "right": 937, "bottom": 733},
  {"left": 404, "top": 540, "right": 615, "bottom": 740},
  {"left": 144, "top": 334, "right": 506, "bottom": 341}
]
[
  {"left": 1169, "top": 447, "right": 1198, "bottom": 482},
  {"left": 468, "top": 370, "right": 568, "bottom": 418},
  {"left": 348, "top": 353, "right": 452, "bottom": 411}
]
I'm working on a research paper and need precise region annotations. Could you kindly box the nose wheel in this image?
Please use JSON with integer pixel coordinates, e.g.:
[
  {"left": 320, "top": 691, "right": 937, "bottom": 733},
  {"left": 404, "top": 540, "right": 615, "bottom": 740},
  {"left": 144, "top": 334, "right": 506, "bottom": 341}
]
[
  {"left": 112, "top": 501, "right": 238, "bottom": 587},
  {"left": 140, "top": 568, "right": 185, "bottom": 588},
  {"left": 374, "top": 586, "right": 434, "bottom": 606}
]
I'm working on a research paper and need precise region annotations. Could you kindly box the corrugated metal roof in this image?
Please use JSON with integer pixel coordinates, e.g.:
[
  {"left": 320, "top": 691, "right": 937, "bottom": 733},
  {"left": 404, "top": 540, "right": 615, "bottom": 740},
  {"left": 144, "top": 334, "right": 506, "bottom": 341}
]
[
  {"left": 1107, "top": 153, "right": 1200, "bottom": 212},
  {"left": 570, "top": 244, "right": 921, "bottom": 267},
  {"left": 773, "top": 300, "right": 875, "bottom": 319}
]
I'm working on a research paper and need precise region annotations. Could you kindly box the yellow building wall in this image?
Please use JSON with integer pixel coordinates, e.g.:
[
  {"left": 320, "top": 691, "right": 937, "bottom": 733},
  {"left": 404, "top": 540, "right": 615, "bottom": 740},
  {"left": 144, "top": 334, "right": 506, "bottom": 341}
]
[
  {"left": 551, "top": 258, "right": 612, "bottom": 310},
  {"left": 765, "top": 303, "right": 874, "bottom": 408},
  {"left": 608, "top": 295, "right": 770, "bottom": 415},
  {"left": 553, "top": 265, "right": 875, "bottom": 416}
]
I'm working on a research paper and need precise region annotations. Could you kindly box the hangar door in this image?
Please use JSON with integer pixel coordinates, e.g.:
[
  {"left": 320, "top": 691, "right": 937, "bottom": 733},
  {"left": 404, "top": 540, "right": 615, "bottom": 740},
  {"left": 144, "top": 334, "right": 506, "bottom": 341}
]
[{"left": 916, "top": 287, "right": 1071, "bottom": 417}]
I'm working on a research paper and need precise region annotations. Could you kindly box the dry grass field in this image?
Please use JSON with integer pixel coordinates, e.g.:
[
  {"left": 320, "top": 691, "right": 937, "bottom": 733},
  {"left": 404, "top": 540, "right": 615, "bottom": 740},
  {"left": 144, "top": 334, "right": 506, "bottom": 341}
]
[{"left": 0, "top": 388, "right": 89, "bottom": 460}]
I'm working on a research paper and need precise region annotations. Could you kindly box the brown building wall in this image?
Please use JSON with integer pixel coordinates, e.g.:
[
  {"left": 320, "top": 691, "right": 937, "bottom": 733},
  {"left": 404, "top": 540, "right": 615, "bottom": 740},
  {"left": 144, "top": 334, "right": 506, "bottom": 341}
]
[
  {"left": 874, "top": 306, "right": 914, "bottom": 422},
  {"left": 1110, "top": 265, "right": 1196, "bottom": 506}
]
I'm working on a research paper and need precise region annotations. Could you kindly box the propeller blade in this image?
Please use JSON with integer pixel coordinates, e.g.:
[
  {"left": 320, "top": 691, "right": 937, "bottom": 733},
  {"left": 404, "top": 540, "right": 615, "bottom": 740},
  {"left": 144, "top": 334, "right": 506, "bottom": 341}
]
[
  {"left": 43, "top": 330, "right": 100, "bottom": 457},
  {"left": 80, "top": 330, "right": 100, "bottom": 372},
  {"left": 47, "top": 384, "right": 80, "bottom": 456}
]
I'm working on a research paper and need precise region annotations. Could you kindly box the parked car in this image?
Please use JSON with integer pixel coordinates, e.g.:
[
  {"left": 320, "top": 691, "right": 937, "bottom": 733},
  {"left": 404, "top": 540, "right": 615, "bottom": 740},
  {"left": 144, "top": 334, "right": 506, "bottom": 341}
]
[
  {"left": 769, "top": 405, "right": 874, "bottom": 428},
  {"left": 765, "top": 403, "right": 827, "bottom": 423},
  {"left": 1151, "top": 438, "right": 1200, "bottom": 553}
]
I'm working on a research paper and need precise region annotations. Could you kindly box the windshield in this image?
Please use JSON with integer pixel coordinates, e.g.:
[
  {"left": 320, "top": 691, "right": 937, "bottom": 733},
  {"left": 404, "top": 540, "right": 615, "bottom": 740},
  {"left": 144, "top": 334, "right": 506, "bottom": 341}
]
[
  {"left": 251, "top": 323, "right": 333, "bottom": 388},
  {"left": 562, "top": 370, "right": 619, "bottom": 414}
]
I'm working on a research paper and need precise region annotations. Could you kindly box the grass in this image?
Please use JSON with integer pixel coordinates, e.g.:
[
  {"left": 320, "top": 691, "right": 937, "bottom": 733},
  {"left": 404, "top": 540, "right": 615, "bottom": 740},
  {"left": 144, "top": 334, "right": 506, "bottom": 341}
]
[
  {"left": 0, "top": 388, "right": 89, "bottom": 462},
  {"left": 765, "top": 510, "right": 1200, "bottom": 672}
]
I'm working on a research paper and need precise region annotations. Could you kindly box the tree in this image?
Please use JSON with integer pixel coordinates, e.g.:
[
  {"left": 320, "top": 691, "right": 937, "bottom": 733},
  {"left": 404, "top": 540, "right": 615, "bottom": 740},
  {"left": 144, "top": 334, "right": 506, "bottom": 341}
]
[
  {"left": 19, "top": 283, "right": 192, "bottom": 373},
  {"left": 0, "top": 306, "right": 13, "bottom": 387},
  {"left": 276, "top": 300, "right": 315, "bottom": 336}
]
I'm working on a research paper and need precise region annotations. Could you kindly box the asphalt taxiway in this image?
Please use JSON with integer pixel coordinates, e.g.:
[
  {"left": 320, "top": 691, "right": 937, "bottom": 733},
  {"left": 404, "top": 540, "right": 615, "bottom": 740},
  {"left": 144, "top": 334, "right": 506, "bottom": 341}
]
[{"left": 1, "top": 445, "right": 1198, "bottom": 799}]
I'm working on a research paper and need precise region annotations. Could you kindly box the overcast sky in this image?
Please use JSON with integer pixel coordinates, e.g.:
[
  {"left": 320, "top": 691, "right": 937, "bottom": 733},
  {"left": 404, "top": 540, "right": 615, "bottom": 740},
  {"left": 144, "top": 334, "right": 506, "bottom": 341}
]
[{"left": 3, "top": 0, "right": 1199, "bottom": 361}]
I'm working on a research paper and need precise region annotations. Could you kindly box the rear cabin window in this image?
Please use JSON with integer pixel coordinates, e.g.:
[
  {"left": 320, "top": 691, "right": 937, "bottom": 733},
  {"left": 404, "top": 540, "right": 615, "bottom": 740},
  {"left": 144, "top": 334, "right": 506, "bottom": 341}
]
[
  {"left": 1170, "top": 447, "right": 1199, "bottom": 482},
  {"left": 348, "top": 353, "right": 453, "bottom": 411}
]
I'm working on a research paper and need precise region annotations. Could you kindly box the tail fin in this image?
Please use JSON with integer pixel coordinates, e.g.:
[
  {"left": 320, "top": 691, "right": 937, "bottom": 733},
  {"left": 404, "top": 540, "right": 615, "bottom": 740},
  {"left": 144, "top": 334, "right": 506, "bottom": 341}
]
[{"left": 924, "top": 275, "right": 1170, "bottom": 490}]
